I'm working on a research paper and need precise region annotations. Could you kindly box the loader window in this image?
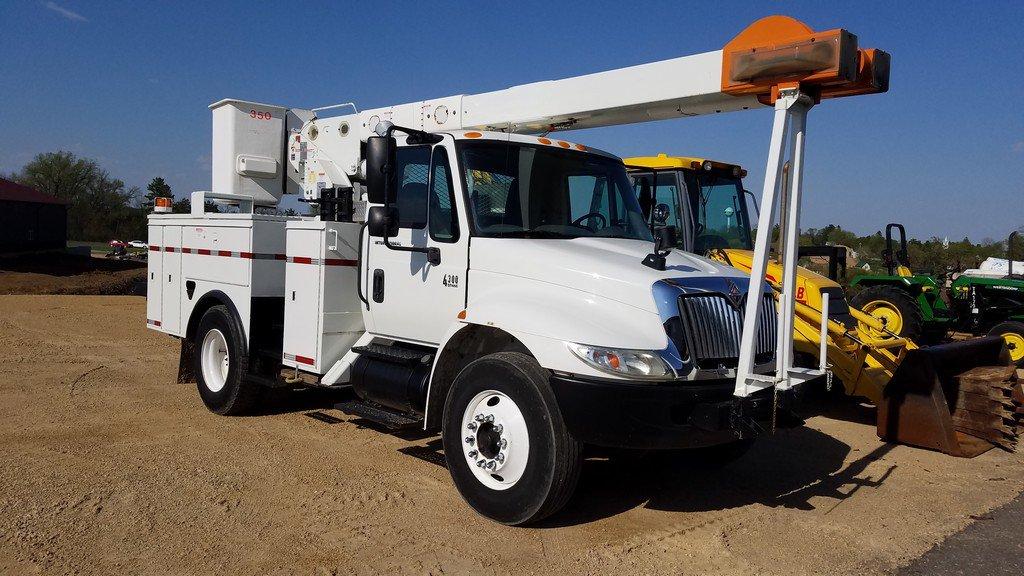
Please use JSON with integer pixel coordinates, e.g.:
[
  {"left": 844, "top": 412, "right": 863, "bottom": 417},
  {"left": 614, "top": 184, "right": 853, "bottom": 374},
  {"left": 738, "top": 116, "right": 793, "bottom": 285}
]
[
  {"left": 689, "top": 173, "right": 753, "bottom": 252},
  {"left": 458, "top": 141, "right": 652, "bottom": 241},
  {"left": 394, "top": 145, "right": 431, "bottom": 229},
  {"left": 428, "top": 148, "right": 459, "bottom": 242}
]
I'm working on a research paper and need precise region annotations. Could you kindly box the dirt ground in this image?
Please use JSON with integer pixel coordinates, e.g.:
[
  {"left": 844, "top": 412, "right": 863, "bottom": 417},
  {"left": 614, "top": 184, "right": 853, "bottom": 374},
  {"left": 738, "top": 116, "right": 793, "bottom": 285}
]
[
  {"left": 1, "top": 295, "right": 1023, "bottom": 576},
  {"left": 0, "top": 253, "right": 145, "bottom": 295}
]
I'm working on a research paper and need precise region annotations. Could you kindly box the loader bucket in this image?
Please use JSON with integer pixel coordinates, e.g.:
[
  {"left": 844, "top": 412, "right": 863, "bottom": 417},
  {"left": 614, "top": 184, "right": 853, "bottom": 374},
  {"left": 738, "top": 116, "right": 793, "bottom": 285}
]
[{"left": 877, "top": 336, "right": 1019, "bottom": 457}]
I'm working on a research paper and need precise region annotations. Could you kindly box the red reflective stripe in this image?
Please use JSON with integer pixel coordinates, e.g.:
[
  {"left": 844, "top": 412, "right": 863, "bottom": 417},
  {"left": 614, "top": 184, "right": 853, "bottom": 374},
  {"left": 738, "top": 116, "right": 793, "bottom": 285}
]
[
  {"left": 292, "top": 256, "right": 312, "bottom": 264},
  {"left": 180, "top": 247, "right": 192, "bottom": 254},
  {"left": 295, "top": 355, "right": 315, "bottom": 366},
  {"left": 217, "top": 250, "right": 232, "bottom": 257},
  {"left": 324, "top": 258, "right": 358, "bottom": 267},
  {"left": 148, "top": 245, "right": 159, "bottom": 251},
  {"left": 197, "top": 249, "right": 211, "bottom": 255},
  {"left": 274, "top": 254, "right": 287, "bottom": 261},
  {"left": 164, "top": 246, "right": 176, "bottom": 253},
  {"left": 147, "top": 319, "right": 162, "bottom": 327},
  {"left": 240, "top": 251, "right": 253, "bottom": 259}
]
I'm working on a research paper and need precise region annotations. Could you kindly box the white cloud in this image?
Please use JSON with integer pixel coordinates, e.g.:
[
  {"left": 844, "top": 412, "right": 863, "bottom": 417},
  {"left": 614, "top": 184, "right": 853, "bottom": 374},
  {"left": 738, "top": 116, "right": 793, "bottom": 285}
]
[{"left": 44, "top": 1, "right": 88, "bottom": 22}]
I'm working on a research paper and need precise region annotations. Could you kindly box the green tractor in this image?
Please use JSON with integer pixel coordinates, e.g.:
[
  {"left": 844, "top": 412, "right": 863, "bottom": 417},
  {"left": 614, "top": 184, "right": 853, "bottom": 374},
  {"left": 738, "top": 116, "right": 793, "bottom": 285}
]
[{"left": 849, "top": 225, "right": 1024, "bottom": 364}]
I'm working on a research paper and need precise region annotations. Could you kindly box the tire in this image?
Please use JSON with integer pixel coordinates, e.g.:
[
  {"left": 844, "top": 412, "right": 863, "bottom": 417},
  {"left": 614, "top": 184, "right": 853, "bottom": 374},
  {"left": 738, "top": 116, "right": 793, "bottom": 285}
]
[
  {"left": 193, "top": 305, "right": 262, "bottom": 415},
  {"left": 988, "top": 321, "right": 1024, "bottom": 367},
  {"left": 851, "top": 285, "right": 924, "bottom": 342},
  {"left": 441, "top": 351, "right": 582, "bottom": 525}
]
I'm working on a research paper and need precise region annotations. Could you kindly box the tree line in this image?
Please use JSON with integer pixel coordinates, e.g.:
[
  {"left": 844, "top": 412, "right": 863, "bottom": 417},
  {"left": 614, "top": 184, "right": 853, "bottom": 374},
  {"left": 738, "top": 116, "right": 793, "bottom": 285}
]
[
  {"left": 3, "top": 151, "right": 225, "bottom": 241},
  {"left": 4, "top": 151, "right": 1018, "bottom": 269},
  {"left": 799, "top": 224, "right": 1020, "bottom": 284}
]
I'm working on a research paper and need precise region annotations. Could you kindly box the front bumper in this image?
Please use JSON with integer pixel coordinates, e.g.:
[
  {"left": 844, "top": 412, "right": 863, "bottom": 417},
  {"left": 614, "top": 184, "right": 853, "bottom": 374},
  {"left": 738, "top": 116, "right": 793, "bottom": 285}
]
[{"left": 548, "top": 373, "right": 802, "bottom": 449}]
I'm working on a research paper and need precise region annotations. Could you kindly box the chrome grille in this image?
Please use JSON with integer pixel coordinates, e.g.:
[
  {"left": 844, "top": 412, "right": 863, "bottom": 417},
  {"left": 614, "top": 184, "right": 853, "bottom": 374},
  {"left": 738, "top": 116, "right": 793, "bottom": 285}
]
[{"left": 677, "top": 293, "right": 777, "bottom": 367}]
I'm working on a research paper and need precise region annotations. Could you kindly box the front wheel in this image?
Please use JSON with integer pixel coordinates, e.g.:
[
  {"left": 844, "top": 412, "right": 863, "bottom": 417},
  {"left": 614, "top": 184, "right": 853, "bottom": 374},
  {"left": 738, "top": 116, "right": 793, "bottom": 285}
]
[
  {"left": 442, "top": 352, "right": 582, "bottom": 525},
  {"left": 851, "top": 285, "right": 924, "bottom": 342},
  {"left": 989, "top": 321, "right": 1024, "bottom": 366}
]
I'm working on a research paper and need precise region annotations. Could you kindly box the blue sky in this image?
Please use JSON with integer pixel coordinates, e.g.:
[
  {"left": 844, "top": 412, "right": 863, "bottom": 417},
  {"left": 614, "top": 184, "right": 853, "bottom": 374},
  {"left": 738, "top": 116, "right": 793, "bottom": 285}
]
[{"left": 2, "top": 0, "right": 1022, "bottom": 241}]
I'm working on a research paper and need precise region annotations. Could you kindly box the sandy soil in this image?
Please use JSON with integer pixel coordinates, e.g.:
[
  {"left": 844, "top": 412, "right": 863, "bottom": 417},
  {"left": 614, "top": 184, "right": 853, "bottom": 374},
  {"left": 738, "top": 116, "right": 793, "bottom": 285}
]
[{"left": 1, "top": 295, "right": 1022, "bottom": 575}]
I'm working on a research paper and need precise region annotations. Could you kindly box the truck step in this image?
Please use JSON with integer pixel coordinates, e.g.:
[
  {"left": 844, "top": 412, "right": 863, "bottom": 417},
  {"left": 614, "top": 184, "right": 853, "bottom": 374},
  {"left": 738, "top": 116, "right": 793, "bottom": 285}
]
[
  {"left": 352, "top": 343, "right": 434, "bottom": 366},
  {"left": 335, "top": 399, "right": 423, "bottom": 430}
]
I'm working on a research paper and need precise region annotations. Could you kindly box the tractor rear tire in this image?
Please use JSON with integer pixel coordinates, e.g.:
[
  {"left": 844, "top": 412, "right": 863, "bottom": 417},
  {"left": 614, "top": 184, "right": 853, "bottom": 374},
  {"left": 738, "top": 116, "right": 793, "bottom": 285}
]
[
  {"left": 988, "top": 321, "right": 1024, "bottom": 366},
  {"left": 851, "top": 285, "right": 925, "bottom": 342}
]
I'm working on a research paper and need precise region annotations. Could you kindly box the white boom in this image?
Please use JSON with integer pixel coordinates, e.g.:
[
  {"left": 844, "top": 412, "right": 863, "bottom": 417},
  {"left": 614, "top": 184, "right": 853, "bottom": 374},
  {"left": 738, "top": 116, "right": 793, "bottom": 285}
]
[{"left": 212, "top": 15, "right": 888, "bottom": 399}]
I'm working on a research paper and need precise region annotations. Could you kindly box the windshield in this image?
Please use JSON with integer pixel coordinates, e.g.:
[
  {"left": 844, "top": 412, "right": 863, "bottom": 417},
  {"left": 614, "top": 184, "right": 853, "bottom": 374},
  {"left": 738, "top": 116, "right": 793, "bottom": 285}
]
[
  {"left": 457, "top": 141, "right": 653, "bottom": 241},
  {"left": 685, "top": 172, "right": 754, "bottom": 252}
]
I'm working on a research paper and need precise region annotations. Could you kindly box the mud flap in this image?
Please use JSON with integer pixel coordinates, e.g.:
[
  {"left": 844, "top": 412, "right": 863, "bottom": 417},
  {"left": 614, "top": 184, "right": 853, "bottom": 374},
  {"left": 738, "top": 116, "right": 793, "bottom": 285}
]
[
  {"left": 177, "top": 338, "right": 196, "bottom": 384},
  {"left": 877, "top": 336, "right": 1018, "bottom": 457}
]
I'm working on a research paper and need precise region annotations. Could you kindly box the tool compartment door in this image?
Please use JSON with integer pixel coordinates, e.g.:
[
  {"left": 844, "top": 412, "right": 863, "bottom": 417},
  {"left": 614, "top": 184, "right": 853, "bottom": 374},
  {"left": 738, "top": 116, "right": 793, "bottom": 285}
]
[
  {"left": 282, "top": 227, "right": 323, "bottom": 371},
  {"left": 146, "top": 225, "right": 163, "bottom": 329},
  {"left": 161, "top": 226, "right": 183, "bottom": 334}
]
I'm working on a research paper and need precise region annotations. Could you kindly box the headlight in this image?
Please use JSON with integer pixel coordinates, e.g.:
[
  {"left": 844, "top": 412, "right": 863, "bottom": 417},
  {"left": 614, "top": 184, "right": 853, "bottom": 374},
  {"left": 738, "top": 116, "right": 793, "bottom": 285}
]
[{"left": 566, "top": 342, "right": 672, "bottom": 380}]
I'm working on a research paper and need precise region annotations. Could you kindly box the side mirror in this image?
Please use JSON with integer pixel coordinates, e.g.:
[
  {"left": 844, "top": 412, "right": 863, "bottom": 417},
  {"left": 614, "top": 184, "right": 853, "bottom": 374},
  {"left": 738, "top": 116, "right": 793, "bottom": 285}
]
[
  {"left": 367, "top": 205, "right": 398, "bottom": 237},
  {"left": 365, "top": 136, "right": 396, "bottom": 204},
  {"left": 652, "top": 202, "right": 670, "bottom": 225},
  {"left": 655, "top": 225, "right": 678, "bottom": 251}
]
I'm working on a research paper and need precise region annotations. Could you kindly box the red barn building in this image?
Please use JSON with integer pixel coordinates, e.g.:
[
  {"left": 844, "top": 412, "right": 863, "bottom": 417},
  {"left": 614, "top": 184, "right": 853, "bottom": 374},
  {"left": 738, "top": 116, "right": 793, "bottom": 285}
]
[{"left": 0, "top": 178, "right": 67, "bottom": 253}]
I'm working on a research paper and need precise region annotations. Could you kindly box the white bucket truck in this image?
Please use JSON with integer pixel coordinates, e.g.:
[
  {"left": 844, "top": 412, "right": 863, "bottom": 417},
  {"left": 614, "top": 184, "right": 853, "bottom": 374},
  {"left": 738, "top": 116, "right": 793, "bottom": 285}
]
[{"left": 147, "top": 15, "right": 888, "bottom": 524}]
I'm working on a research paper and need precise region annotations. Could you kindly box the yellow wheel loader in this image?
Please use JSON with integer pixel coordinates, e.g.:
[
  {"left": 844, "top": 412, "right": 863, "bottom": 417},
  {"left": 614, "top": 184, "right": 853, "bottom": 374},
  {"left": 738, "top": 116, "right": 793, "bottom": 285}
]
[{"left": 626, "top": 155, "right": 1022, "bottom": 457}]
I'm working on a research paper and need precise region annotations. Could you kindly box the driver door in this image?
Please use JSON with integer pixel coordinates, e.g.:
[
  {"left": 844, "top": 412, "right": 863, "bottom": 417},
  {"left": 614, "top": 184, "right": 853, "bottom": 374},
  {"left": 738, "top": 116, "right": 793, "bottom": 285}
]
[{"left": 365, "top": 142, "right": 469, "bottom": 345}]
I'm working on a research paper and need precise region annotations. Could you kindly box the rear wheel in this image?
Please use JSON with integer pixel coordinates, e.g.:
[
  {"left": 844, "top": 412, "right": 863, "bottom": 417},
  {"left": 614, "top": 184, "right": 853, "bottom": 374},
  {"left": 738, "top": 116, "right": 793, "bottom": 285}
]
[
  {"left": 193, "top": 305, "right": 262, "bottom": 415},
  {"left": 851, "top": 285, "right": 924, "bottom": 341},
  {"left": 989, "top": 321, "right": 1024, "bottom": 366},
  {"left": 442, "top": 351, "right": 582, "bottom": 525}
]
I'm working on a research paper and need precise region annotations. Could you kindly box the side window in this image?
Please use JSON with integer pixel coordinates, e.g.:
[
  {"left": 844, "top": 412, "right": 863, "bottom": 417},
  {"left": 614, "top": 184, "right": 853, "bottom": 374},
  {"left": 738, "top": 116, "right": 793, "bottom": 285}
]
[
  {"left": 428, "top": 148, "right": 459, "bottom": 242},
  {"left": 394, "top": 146, "right": 431, "bottom": 229}
]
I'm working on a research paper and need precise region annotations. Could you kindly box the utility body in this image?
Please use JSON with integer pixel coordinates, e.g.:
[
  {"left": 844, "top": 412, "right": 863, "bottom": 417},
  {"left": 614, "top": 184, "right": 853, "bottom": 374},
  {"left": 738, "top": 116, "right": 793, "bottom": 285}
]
[{"left": 147, "top": 16, "right": 890, "bottom": 523}]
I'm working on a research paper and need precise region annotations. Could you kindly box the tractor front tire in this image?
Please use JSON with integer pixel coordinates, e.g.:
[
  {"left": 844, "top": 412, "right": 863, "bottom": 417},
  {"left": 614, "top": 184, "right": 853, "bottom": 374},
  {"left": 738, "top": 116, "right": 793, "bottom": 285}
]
[
  {"left": 988, "top": 321, "right": 1024, "bottom": 367},
  {"left": 851, "top": 285, "right": 925, "bottom": 342}
]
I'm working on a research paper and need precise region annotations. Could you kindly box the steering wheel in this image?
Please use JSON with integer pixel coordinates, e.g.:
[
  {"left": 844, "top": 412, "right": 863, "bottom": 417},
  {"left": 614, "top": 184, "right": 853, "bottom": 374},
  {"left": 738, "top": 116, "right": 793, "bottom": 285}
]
[{"left": 571, "top": 212, "right": 607, "bottom": 230}]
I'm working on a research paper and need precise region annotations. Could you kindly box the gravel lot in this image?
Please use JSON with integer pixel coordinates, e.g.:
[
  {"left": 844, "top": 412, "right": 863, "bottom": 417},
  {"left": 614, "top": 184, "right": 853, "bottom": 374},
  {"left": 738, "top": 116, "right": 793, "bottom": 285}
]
[{"left": 1, "top": 295, "right": 1022, "bottom": 575}]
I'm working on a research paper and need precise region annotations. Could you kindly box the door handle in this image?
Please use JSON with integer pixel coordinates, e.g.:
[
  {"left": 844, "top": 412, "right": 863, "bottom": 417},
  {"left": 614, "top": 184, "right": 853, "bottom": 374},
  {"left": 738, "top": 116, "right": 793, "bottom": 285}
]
[
  {"left": 372, "top": 269, "right": 385, "bottom": 303},
  {"left": 328, "top": 229, "right": 339, "bottom": 251}
]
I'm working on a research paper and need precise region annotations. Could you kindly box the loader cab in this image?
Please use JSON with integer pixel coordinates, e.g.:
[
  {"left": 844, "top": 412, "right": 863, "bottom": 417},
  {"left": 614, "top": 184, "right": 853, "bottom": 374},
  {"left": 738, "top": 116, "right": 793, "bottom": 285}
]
[{"left": 627, "top": 156, "right": 754, "bottom": 256}]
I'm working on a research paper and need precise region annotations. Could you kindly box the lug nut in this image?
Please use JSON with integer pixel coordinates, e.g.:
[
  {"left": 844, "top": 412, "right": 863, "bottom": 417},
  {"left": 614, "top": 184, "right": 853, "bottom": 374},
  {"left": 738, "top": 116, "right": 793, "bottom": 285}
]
[
  {"left": 474, "top": 414, "right": 485, "bottom": 422},
  {"left": 494, "top": 424, "right": 503, "bottom": 434},
  {"left": 468, "top": 450, "right": 477, "bottom": 458},
  {"left": 464, "top": 436, "right": 475, "bottom": 445},
  {"left": 477, "top": 459, "right": 486, "bottom": 468},
  {"left": 486, "top": 460, "right": 496, "bottom": 470},
  {"left": 467, "top": 422, "right": 477, "bottom": 431},
  {"left": 499, "top": 438, "right": 508, "bottom": 449},
  {"left": 495, "top": 453, "right": 505, "bottom": 463},
  {"left": 484, "top": 414, "right": 494, "bottom": 423}
]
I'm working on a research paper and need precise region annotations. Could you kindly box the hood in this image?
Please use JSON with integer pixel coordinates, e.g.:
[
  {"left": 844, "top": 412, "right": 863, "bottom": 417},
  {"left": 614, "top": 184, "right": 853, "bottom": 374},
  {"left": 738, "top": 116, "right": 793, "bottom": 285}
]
[{"left": 469, "top": 237, "right": 753, "bottom": 314}]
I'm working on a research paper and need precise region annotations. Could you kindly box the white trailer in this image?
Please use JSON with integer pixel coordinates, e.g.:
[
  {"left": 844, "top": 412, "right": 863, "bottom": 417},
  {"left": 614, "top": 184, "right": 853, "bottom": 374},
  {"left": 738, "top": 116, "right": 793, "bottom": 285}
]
[{"left": 147, "top": 15, "right": 888, "bottom": 524}]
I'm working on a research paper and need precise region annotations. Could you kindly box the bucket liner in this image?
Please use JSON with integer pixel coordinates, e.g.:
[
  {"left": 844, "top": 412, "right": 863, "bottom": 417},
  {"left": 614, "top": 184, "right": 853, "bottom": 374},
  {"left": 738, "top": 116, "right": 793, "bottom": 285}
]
[{"left": 877, "top": 336, "right": 1020, "bottom": 457}]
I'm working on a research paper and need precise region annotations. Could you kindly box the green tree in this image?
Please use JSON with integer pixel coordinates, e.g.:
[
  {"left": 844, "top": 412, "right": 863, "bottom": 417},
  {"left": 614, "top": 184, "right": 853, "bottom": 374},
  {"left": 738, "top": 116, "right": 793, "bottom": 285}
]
[{"left": 144, "top": 177, "right": 173, "bottom": 206}]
